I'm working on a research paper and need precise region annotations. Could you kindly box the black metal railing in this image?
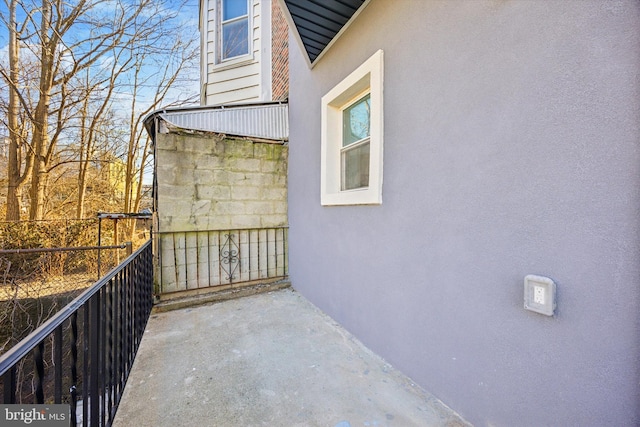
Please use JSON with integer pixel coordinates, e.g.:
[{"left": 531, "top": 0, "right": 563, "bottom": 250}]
[
  {"left": 0, "top": 240, "right": 153, "bottom": 426},
  {"left": 157, "top": 227, "right": 288, "bottom": 294}
]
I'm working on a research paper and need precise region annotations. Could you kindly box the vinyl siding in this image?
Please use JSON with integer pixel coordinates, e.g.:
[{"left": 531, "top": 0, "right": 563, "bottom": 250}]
[{"left": 203, "top": 0, "right": 268, "bottom": 105}]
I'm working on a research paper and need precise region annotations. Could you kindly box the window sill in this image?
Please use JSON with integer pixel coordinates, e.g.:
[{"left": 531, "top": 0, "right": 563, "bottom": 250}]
[
  {"left": 321, "top": 188, "right": 382, "bottom": 206},
  {"left": 213, "top": 54, "right": 255, "bottom": 71}
]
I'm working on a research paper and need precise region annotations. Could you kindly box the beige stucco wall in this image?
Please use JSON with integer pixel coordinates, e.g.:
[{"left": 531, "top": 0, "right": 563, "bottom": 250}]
[{"left": 156, "top": 131, "right": 288, "bottom": 232}]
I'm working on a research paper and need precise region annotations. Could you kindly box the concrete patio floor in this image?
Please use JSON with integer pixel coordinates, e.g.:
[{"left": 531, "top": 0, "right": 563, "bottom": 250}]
[{"left": 113, "top": 289, "right": 470, "bottom": 427}]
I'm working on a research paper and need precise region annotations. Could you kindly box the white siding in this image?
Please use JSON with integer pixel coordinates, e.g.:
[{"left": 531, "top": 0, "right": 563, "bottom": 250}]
[{"left": 202, "top": 0, "right": 272, "bottom": 106}]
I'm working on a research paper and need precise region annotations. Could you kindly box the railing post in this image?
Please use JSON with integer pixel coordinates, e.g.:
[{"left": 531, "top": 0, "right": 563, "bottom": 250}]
[
  {"left": 89, "top": 291, "right": 100, "bottom": 425},
  {"left": 114, "top": 219, "right": 120, "bottom": 265},
  {"left": 54, "top": 326, "right": 63, "bottom": 403},
  {"left": 98, "top": 216, "right": 102, "bottom": 279},
  {"left": 34, "top": 342, "right": 45, "bottom": 404},
  {"left": 2, "top": 368, "right": 16, "bottom": 404},
  {"left": 70, "top": 312, "right": 78, "bottom": 427},
  {"left": 106, "top": 278, "right": 114, "bottom": 424}
]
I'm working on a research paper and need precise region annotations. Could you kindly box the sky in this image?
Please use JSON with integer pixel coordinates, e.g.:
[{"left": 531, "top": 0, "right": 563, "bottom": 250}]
[
  {"left": 0, "top": 0, "right": 201, "bottom": 113},
  {"left": 0, "top": 0, "right": 201, "bottom": 186}
]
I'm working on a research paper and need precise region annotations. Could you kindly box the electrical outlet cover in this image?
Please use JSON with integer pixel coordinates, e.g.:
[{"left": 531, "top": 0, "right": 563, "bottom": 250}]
[{"left": 524, "top": 275, "right": 556, "bottom": 316}]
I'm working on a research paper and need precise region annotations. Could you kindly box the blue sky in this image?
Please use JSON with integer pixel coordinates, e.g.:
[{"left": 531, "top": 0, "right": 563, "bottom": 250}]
[
  {"left": 0, "top": 0, "right": 201, "bottom": 186},
  {"left": 0, "top": 0, "right": 201, "bottom": 109}
]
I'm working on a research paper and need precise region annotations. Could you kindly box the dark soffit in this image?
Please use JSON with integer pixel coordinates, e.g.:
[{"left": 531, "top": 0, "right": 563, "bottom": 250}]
[{"left": 283, "top": 0, "right": 367, "bottom": 63}]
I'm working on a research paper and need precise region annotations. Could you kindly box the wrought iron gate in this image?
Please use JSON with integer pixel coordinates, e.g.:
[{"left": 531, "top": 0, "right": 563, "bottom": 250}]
[{"left": 157, "top": 227, "right": 288, "bottom": 294}]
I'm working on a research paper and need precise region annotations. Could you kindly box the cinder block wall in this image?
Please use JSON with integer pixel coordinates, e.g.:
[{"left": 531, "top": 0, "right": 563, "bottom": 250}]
[{"left": 156, "top": 131, "right": 288, "bottom": 232}]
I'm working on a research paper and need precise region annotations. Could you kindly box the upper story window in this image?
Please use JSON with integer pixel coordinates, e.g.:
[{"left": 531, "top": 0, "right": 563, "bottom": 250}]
[
  {"left": 321, "top": 50, "right": 384, "bottom": 206},
  {"left": 220, "top": 0, "right": 249, "bottom": 61}
]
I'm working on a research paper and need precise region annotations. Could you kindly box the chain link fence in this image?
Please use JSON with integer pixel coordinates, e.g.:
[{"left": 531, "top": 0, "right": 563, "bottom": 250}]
[{"left": 0, "top": 218, "right": 151, "bottom": 355}]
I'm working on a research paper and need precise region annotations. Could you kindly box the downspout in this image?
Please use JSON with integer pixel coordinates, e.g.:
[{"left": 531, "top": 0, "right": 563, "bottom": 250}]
[
  {"left": 199, "top": 0, "right": 208, "bottom": 105},
  {"left": 152, "top": 115, "right": 161, "bottom": 298}
]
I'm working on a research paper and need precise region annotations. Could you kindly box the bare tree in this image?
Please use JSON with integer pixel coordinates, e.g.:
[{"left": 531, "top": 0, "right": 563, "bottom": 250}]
[
  {"left": 1, "top": 0, "right": 198, "bottom": 220},
  {"left": 3, "top": 0, "right": 34, "bottom": 220},
  {"left": 124, "top": 35, "right": 199, "bottom": 217},
  {"left": 75, "top": 48, "right": 134, "bottom": 218}
]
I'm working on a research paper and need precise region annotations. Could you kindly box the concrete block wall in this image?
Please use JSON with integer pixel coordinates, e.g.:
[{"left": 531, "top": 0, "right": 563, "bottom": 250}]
[
  {"left": 156, "top": 131, "right": 288, "bottom": 232},
  {"left": 155, "top": 129, "right": 288, "bottom": 294}
]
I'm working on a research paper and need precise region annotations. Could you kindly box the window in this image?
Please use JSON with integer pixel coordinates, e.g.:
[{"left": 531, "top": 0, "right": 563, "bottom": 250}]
[
  {"left": 321, "top": 50, "right": 384, "bottom": 205},
  {"left": 342, "top": 94, "right": 371, "bottom": 190},
  {"left": 220, "top": 0, "right": 249, "bottom": 61}
]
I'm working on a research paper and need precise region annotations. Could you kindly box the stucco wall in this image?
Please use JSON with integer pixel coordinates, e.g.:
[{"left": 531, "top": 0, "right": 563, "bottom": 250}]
[
  {"left": 287, "top": 1, "right": 640, "bottom": 426},
  {"left": 156, "top": 131, "right": 288, "bottom": 231}
]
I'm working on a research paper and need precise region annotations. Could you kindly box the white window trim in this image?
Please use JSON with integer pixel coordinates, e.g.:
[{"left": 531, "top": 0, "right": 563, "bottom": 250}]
[
  {"left": 321, "top": 50, "right": 384, "bottom": 206},
  {"left": 214, "top": 0, "right": 253, "bottom": 69}
]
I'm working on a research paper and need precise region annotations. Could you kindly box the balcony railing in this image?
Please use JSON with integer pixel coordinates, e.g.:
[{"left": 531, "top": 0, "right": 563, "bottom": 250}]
[
  {"left": 0, "top": 240, "right": 153, "bottom": 427},
  {"left": 157, "top": 227, "right": 288, "bottom": 294}
]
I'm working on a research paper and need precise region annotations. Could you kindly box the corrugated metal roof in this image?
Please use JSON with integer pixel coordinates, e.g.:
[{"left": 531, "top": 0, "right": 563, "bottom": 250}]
[
  {"left": 282, "top": 0, "right": 367, "bottom": 65},
  {"left": 145, "top": 102, "right": 288, "bottom": 142}
]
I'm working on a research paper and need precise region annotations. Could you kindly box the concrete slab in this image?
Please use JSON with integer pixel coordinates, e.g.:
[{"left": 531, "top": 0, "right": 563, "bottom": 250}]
[{"left": 113, "top": 289, "right": 470, "bottom": 427}]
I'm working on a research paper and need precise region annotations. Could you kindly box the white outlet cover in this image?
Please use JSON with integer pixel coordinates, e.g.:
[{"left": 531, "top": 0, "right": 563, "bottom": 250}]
[
  {"left": 524, "top": 275, "right": 556, "bottom": 316},
  {"left": 533, "top": 285, "right": 545, "bottom": 305}
]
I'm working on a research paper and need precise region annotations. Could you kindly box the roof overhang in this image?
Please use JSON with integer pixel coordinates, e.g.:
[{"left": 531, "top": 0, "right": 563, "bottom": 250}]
[
  {"left": 278, "top": 0, "right": 370, "bottom": 68},
  {"left": 143, "top": 101, "right": 289, "bottom": 143}
]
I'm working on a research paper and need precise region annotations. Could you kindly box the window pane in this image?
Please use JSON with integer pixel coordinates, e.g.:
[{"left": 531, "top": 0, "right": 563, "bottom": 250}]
[
  {"left": 223, "top": 0, "right": 247, "bottom": 21},
  {"left": 222, "top": 18, "right": 249, "bottom": 59},
  {"left": 341, "top": 141, "right": 370, "bottom": 190},
  {"left": 343, "top": 94, "right": 371, "bottom": 147}
]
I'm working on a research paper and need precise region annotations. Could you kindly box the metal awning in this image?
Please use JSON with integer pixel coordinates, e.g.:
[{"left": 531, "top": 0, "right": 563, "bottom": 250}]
[
  {"left": 143, "top": 102, "right": 289, "bottom": 142},
  {"left": 280, "top": 0, "right": 368, "bottom": 66}
]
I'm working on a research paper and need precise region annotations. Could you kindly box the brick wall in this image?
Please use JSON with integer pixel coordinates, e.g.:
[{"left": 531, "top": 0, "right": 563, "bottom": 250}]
[
  {"left": 156, "top": 131, "right": 288, "bottom": 232},
  {"left": 271, "top": 0, "right": 289, "bottom": 101}
]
